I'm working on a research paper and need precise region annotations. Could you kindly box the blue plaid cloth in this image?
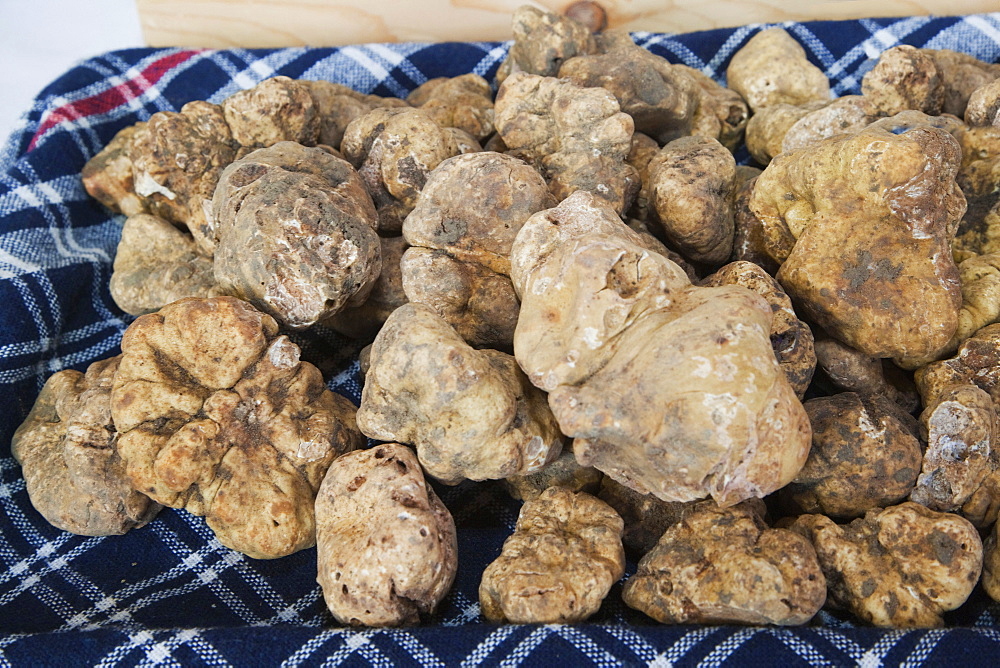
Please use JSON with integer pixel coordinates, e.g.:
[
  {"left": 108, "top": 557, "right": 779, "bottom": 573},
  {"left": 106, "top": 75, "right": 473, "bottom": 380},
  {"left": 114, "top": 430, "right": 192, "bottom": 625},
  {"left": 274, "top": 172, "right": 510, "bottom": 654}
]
[{"left": 4, "top": 14, "right": 1000, "bottom": 667}]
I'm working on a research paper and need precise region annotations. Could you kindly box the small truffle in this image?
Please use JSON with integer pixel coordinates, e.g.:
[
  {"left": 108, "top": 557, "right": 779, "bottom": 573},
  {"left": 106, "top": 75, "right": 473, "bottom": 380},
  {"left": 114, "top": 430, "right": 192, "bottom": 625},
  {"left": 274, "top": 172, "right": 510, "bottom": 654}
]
[
  {"left": 316, "top": 443, "right": 458, "bottom": 626},
  {"left": 12, "top": 356, "right": 161, "bottom": 536},
  {"left": 479, "top": 487, "right": 625, "bottom": 623}
]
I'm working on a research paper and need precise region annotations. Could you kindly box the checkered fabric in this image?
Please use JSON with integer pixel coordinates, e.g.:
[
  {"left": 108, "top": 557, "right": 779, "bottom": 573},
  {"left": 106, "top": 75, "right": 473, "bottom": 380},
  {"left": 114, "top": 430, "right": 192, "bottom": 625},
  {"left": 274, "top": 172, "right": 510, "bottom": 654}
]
[{"left": 4, "top": 13, "right": 1000, "bottom": 667}]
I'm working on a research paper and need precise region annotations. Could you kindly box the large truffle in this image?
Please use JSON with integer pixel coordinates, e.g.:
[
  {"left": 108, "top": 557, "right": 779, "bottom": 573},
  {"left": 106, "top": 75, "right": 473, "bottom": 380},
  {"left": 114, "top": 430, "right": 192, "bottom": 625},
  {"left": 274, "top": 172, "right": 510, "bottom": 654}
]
[
  {"left": 623, "top": 500, "right": 826, "bottom": 625},
  {"left": 511, "top": 192, "right": 811, "bottom": 506},
  {"left": 212, "top": 141, "right": 381, "bottom": 329},
  {"left": 110, "top": 296, "right": 364, "bottom": 559},
  {"left": 789, "top": 503, "right": 983, "bottom": 627},
  {"left": 316, "top": 443, "right": 457, "bottom": 626},
  {"left": 495, "top": 5, "right": 597, "bottom": 84},
  {"left": 357, "top": 303, "right": 564, "bottom": 485},
  {"left": 479, "top": 487, "right": 624, "bottom": 623},
  {"left": 12, "top": 356, "right": 161, "bottom": 536},
  {"left": 749, "top": 120, "right": 965, "bottom": 363},
  {"left": 726, "top": 28, "right": 830, "bottom": 112}
]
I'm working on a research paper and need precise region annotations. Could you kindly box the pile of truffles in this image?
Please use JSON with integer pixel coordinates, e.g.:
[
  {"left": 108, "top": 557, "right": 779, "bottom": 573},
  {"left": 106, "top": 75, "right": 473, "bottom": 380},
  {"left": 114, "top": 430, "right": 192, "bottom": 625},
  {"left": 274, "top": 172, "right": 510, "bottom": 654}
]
[{"left": 17, "top": 4, "right": 1000, "bottom": 629}]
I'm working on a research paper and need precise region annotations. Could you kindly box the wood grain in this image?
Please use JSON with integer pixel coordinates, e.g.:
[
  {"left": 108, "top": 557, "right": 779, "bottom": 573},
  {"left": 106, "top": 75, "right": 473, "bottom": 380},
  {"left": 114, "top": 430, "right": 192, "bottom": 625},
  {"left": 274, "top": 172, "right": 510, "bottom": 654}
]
[{"left": 137, "top": 0, "right": 1000, "bottom": 48}]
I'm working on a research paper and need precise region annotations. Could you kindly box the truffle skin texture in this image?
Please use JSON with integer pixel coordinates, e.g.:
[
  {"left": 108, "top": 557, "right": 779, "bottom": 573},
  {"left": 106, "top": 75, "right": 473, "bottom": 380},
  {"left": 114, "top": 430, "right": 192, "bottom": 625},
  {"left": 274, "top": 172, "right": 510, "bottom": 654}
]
[
  {"left": 504, "top": 447, "right": 603, "bottom": 503},
  {"left": 407, "top": 74, "right": 495, "bottom": 141},
  {"left": 780, "top": 95, "right": 879, "bottom": 154},
  {"left": 557, "top": 34, "right": 701, "bottom": 145},
  {"left": 128, "top": 101, "right": 238, "bottom": 248},
  {"left": 12, "top": 356, "right": 161, "bottom": 536},
  {"left": 915, "top": 323, "right": 1000, "bottom": 413},
  {"left": 212, "top": 142, "right": 381, "bottom": 330},
  {"left": 341, "top": 107, "right": 479, "bottom": 234},
  {"left": 749, "top": 121, "right": 965, "bottom": 362},
  {"left": 479, "top": 487, "right": 625, "bottom": 623},
  {"left": 496, "top": 5, "right": 597, "bottom": 84},
  {"left": 862, "top": 45, "right": 943, "bottom": 116},
  {"left": 400, "top": 248, "right": 521, "bottom": 350},
  {"left": 928, "top": 49, "right": 1000, "bottom": 118},
  {"left": 321, "top": 235, "right": 409, "bottom": 340},
  {"left": 726, "top": 28, "right": 830, "bottom": 112},
  {"left": 983, "top": 521, "right": 1000, "bottom": 601},
  {"left": 647, "top": 136, "right": 736, "bottom": 266},
  {"left": 813, "top": 336, "right": 921, "bottom": 413},
  {"left": 911, "top": 384, "right": 996, "bottom": 513},
  {"left": 82, "top": 123, "right": 147, "bottom": 217},
  {"left": 316, "top": 443, "right": 458, "bottom": 627},
  {"left": 744, "top": 101, "right": 824, "bottom": 166},
  {"left": 110, "top": 213, "right": 223, "bottom": 316},
  {"left": 400, "top": 151, "right": 555, "bottom": 348},
  {"left": 781, "top": 393, "right": 923, "bottom": 519},
  {"left": 511, "top": 192, "right": 811, "bottom": 506},
  {"left": 966, "top": 78, "right": 1000, "bottom": 127},
  {"left": 623, "top": 501, "right": 826, "bottom": 625},
  {"left": 357, "top": 303, "right": 564, "bottom": 485},
  {"left": 304, "top": 80, "right": 407, "bottom": 149},
  {"left": 494, "top": 72, "right": 639, "bottom": 216},
  {"left": 222, "top": 76, "right": 321, "bottom": 148},
  {"left": 110, "top": 296, "right": 364, "bottom": 559},
  {"left": 788, "top": 503, "right": 983, "bottom": 627},
  {"left": 597, "top": 477, "right": 692, "bottom": 557},
  {"left": 703, "top": 261, "right": 816, "bottom": 398}
]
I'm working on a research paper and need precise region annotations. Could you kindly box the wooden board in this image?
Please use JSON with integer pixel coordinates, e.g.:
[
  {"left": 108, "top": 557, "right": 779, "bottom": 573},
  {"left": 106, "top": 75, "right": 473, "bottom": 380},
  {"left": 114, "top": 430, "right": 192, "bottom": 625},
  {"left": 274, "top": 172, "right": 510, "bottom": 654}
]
[{"left": 136, "top": 0, "right": 1000, "bottom": 48}]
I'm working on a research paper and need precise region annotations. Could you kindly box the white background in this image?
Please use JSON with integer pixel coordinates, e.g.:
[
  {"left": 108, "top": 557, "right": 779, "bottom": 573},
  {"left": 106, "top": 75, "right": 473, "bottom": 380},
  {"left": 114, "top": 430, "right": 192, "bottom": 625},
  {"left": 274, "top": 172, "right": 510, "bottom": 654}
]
[{"left": 0, "top": 0, "right": 144, "bottom": 145}]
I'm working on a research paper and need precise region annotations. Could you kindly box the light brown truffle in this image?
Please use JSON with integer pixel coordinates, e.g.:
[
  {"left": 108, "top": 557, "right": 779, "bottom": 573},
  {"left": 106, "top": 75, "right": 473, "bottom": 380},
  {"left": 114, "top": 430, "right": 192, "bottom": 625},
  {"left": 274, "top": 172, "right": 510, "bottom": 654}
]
[
  {"left": 744, "top": 102, "right": 824, "bottom": 166},
  {"left": 780, "top": 95, "right": 879, "bottom": 154},
  {"left": 788, "top": 503, "right": 983, "bottom": 627},
  {"left": 12, "top": 356, "right": 161, "bottom": 536},
  {"left": 304, "top": 80, "right": 408, "bottom": 149},
  {"left": 110, "top": 296, "right": 363, "bottom": 559},
  {"left": 597, "top": 477, "right": 692, "bottom": 557},
  {"left": 862, "top": 45, "right": 944, "bottom": 116},
  {"left": 750, "top": 121, "right": 965, "bottom": 363},
  {"left": 731, "top": 176, "right": 780, "bottom": 273},
  {"left": 496, "top": 5, "right": 597, "bottom": 84},
  {"left": 780, "top": 393, "right": 922, "bottom": 519},
  {"left": 647, "top": 135, "right": 736, "bottom": 266},
  {"left": 341, "top": 107, "right": 480, "bottom": 234},
  {"left": 211, "top": 141, "right": 381, "bottom": 330},
  {"left": 479, "top": 487, "right": 625, "bottom": 623},
  {"left": 966, "top": 78, "right": 1000, "bottom": 128},
  {"left": 911, "top": 384, "right": 996, "bottom": 513},
  {"left": 929, "top": 48, "right": 1000, "bottom": 118},
  {"left": 357, "top": 303, "right": 564, "bottom": 485},
  {"left": 624, "top": 500, "right": 826, "bottom": 625},
  {"left": 222, "top": 76, "right": 320, "bottom": 148},
  {"left": 703, "top": 261, "right": 816, "bottom": 398},
  {"left": 407, "top": 74, "right": 495, "bottom": 140},
  {"left": 726, "top": 28, "right": 830, "bottom": 112},
  {"left": 316, "top": 443, "right": 458, "bottom": 626},
  {"left": 400, "top": 248, "right": 521, "bottom": 351},
  {"left": 81, "top": 123, "right": 147, "bottom": 217},
  {"left": 983, "top": 520, "right": 1000, "bottom": 600},
  {"left": 110, "top": 213, "right": 223, "bottom": 316},
  {"left": 511, "top": 192, "right": 811, "bottom": 506},
  {"left": 494, "top": 72, "right": 638, "bottom": 216},
  {"left": 129, "top": 101, "right": 238, "bottom": 251},
  {"left": 558, "top": 33, "right": 702, "bottom": 145},
  {"left": 399, "top": 151, "right": 555, "bottom": 348}
]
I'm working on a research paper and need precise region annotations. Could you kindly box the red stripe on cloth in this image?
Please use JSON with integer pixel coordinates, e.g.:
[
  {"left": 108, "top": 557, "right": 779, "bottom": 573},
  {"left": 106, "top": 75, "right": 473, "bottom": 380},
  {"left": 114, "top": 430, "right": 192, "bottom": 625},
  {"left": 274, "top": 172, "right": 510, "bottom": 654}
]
[{"left": 29, "top": 50, "right": 202, "bottom": 150}]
